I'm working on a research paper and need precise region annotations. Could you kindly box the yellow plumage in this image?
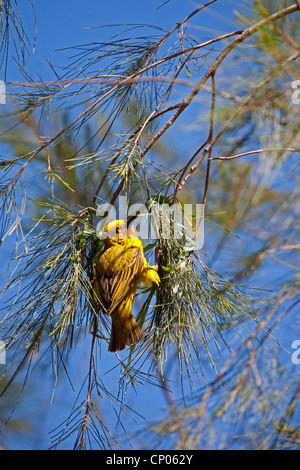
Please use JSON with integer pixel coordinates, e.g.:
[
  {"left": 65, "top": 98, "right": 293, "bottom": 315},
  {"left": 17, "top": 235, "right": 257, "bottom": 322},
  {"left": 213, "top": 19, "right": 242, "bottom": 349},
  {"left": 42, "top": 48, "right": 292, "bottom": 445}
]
[{"left": 93, "top": 219, "right": 160, "bottom": 352}]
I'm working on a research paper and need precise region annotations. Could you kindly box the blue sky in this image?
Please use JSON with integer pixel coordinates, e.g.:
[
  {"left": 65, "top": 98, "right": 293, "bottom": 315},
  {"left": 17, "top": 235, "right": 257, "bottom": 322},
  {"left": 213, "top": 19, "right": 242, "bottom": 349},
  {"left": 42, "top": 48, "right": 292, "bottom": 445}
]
[{"left": 11, "top": 0, "right": 238, "bottom": 82}]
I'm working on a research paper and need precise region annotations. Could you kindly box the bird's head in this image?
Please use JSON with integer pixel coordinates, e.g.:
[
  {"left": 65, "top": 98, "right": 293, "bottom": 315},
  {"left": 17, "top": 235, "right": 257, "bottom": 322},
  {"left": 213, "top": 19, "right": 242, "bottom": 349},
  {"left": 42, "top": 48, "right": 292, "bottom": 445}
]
[{"left": 103, "top": 216, "right": 137, "bottom": 244}]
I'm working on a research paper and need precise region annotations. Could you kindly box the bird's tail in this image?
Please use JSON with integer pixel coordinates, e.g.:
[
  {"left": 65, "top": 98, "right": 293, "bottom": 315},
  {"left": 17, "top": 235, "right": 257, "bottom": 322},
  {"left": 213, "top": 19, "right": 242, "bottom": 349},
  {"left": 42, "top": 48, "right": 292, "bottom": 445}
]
[
  {"left": 108, "top": 301, "right": 144, "bottom": 352},
  {"left": 109, "top": 314, "right": 143, "bottom": 352}
]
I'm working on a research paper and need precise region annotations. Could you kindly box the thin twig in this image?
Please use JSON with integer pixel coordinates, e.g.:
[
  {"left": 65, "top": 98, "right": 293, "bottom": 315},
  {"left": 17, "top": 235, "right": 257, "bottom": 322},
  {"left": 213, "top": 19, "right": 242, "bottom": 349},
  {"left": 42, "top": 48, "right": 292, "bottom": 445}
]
[
  {"left": 175, "top": 48, "right": 300, "bottom": 193},
  {"left": 209, "top": 148, "right": 300, "bottom": 160},
  {"left": 202, "top": 73, "right": 216, "bottom": 208},
  {"left": 78, "top": 316, "right": 98, "bottom": 449}
]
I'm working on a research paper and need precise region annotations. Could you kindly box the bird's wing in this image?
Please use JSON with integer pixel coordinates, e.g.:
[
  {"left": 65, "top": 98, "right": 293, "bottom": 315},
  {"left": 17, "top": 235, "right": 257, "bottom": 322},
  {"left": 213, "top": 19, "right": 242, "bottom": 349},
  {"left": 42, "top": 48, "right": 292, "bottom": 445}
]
[{"left": 95, "top": 244, "right": 144, "bottom": 314}]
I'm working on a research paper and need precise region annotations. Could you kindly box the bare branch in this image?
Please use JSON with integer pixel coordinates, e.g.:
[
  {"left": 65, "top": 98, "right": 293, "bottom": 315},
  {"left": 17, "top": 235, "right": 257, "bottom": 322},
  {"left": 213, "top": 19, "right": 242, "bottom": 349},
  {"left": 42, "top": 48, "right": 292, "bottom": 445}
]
[{"left": 209, "top": 148, "right": 300, "bottom": 161}]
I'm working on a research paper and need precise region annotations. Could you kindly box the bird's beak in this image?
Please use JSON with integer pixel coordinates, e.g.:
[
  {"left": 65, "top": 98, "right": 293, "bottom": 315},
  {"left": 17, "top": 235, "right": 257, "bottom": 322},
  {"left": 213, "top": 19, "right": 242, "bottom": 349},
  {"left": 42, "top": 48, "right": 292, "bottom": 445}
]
[{"left": 127, "top": 214, "right": 138, "bottom": 228}]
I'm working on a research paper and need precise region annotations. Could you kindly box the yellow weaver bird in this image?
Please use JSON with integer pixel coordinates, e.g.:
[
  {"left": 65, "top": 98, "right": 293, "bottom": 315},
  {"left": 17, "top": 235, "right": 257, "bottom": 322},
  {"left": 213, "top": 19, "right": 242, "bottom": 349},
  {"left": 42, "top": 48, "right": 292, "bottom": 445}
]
[{"left": 93, "top": 217, "right": 160, "bottom": 352}]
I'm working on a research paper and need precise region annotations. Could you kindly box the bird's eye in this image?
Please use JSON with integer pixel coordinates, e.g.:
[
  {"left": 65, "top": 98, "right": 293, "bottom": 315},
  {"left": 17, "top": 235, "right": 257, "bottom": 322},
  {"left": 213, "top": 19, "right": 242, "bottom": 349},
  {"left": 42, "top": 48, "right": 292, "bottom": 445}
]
[{"left": 116, "top": 227, "right": 120, "bottom": 234}]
